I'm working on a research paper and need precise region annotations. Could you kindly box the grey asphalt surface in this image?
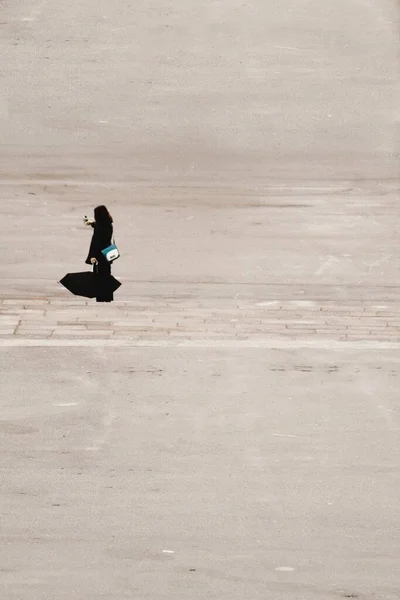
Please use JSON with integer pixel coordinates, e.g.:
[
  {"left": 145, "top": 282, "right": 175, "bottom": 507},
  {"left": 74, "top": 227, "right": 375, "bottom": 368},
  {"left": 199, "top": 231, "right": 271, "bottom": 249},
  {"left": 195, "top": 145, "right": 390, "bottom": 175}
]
[{"left": 1, "top": 0, "right": 400, "bottom": 599}]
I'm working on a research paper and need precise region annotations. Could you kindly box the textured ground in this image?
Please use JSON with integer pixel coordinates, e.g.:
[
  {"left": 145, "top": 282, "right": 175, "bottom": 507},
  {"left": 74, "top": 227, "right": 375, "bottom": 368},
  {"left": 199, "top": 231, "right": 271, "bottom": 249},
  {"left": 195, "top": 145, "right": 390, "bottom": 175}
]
[{"left": 1, "top": 0, "right": 399, "bottom": 598}]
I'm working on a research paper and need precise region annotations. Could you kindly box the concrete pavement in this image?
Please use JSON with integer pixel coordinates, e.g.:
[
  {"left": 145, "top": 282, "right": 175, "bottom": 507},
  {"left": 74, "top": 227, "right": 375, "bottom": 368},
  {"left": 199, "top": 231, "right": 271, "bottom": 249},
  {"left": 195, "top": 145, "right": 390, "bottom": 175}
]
[
  {"left": 2, "top": 346, "right": 400, "bottom": 600},
  {"left": 1, "top": 0, "right": 399, "bottom": 598}
]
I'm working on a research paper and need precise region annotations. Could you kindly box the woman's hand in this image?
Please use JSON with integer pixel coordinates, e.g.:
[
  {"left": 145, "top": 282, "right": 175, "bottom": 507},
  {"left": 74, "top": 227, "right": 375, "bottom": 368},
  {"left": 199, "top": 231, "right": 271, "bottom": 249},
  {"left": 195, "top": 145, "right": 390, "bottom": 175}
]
[{"left": 90, "top": 258, "right": 98, "bottom": 265}]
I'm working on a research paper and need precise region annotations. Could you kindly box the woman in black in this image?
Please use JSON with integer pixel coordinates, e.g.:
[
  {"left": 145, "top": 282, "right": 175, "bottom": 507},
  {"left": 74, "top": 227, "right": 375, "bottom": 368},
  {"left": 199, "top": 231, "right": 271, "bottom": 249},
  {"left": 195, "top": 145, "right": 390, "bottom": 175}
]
[{"left": 85, "top": 205, "right": 114, "bottom": 303}]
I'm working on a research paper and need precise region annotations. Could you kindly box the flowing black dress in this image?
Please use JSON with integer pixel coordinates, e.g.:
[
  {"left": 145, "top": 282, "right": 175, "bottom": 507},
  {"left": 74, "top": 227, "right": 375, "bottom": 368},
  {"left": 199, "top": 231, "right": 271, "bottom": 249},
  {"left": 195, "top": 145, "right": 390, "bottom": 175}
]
[{"left": 85, "top": 222, "right": 114, "bottom": 302}]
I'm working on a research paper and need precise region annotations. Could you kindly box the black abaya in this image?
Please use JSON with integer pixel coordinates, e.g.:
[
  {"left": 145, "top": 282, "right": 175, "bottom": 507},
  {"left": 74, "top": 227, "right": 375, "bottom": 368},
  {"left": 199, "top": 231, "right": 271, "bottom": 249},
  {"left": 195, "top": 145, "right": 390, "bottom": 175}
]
[{"left": 85, "top": 222, "right": 114, "bottom": 302}]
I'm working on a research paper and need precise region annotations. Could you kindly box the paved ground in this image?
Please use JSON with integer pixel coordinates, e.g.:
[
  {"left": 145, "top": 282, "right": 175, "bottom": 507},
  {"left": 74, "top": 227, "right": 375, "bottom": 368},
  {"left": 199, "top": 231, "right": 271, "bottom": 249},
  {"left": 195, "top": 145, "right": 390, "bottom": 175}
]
[
  {"left": 3, "top": 294, "right": 400, "bottom": 345},
  {"left": 1, "top": 0, "right": 400, "bottom": 599}
]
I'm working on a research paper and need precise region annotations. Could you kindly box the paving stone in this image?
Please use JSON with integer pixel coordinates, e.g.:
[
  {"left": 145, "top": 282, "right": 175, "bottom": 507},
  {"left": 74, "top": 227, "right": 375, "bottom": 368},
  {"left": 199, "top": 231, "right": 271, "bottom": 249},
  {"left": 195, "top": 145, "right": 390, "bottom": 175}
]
[
  {"left": 2, "top": 295, "right": 400, "bottom": 342},
  {"left": 57, "top": 320, "right": 88, "bottom": 326},
  {"left": 85, "top": 323, "right": 117, "bottom": 329},
  {"left": 14, "top": 332, "right": 54, "bottom": 338},
  {"left": 2, "top": 300, "right": 25, "bottom": 306},
  {"left": 52, "top": 327, "right": 89, "bottom": 335}
]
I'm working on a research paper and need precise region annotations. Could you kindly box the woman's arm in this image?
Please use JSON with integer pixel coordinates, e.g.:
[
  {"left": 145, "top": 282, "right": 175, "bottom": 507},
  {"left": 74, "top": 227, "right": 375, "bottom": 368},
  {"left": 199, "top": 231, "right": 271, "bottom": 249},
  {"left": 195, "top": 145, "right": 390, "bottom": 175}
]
[{"left": 84, "top": 217, "right": 95, "bottom": 227}]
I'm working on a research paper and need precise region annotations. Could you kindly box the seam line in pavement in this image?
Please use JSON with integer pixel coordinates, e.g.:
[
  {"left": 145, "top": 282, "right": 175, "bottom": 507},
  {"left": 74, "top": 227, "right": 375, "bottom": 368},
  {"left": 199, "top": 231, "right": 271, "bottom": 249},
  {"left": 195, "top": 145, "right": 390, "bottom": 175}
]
[{"left": 2, "top": 339, "right": 400, "bottom": 349}]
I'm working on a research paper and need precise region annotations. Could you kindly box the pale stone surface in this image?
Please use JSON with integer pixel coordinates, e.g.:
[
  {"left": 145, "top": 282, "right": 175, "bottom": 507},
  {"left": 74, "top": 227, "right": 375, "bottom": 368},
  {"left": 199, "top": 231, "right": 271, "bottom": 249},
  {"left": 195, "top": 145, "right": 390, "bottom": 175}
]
[
  {"left": 1, "top": 347, "right": 400, "bottom": 600},
  {"left": 0, "top": 0, "right": 399, "bottom": 598}
]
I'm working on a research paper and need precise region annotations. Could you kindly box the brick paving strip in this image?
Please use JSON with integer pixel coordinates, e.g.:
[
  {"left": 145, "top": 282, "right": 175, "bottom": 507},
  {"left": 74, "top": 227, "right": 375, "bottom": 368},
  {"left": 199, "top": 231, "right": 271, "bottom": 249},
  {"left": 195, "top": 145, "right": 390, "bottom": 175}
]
[{"left": 1, "top": 294, "right": 400, "bottom": 347}]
